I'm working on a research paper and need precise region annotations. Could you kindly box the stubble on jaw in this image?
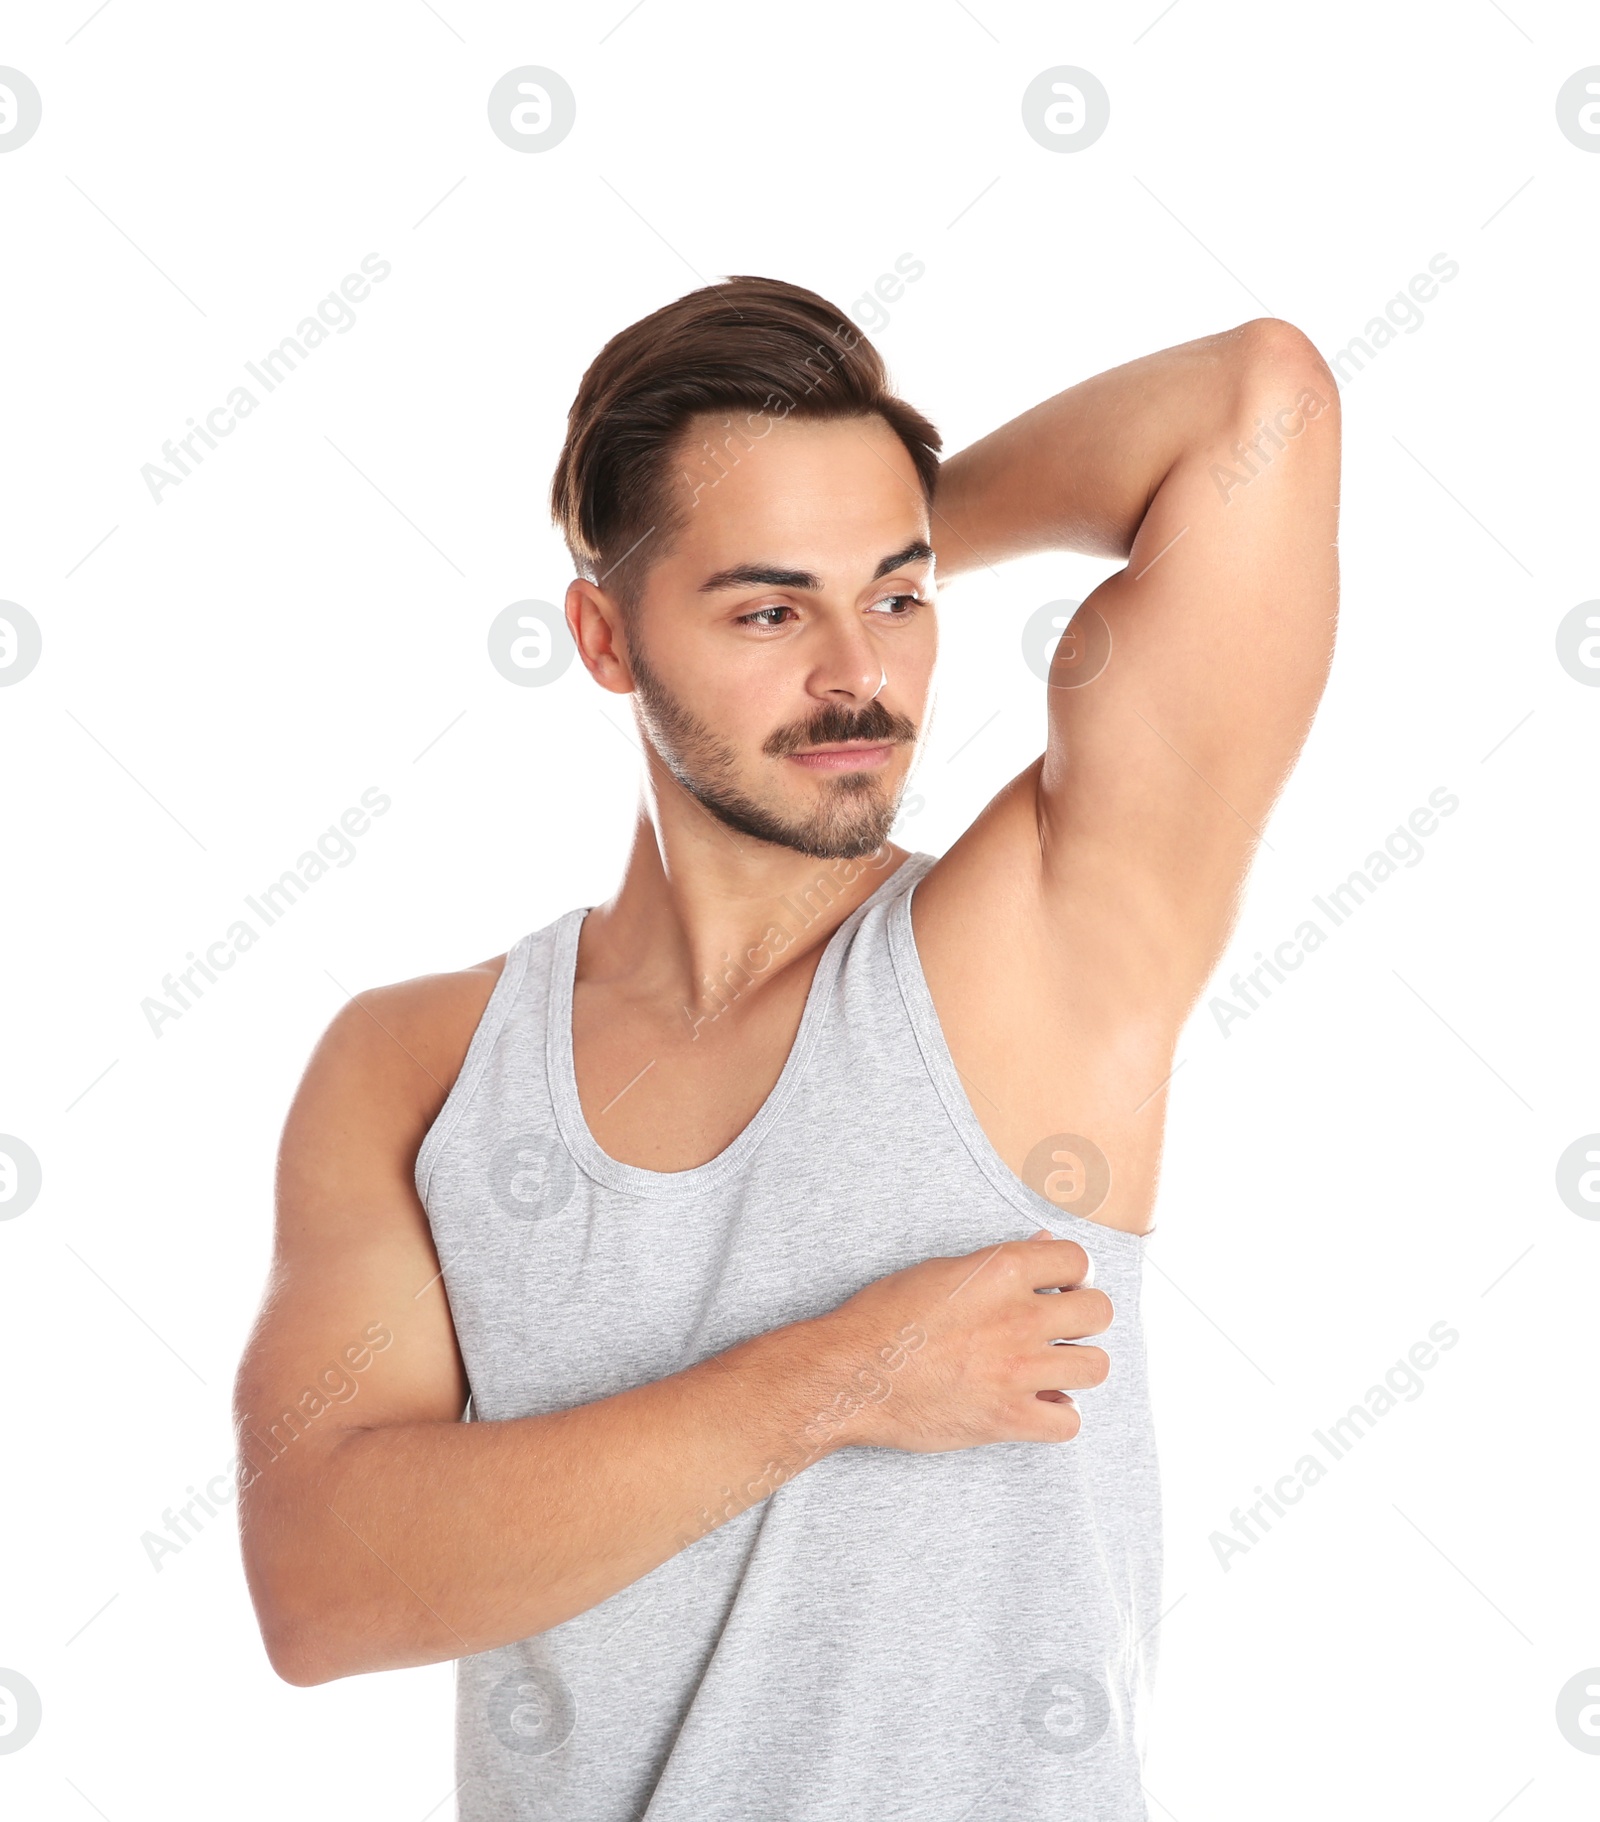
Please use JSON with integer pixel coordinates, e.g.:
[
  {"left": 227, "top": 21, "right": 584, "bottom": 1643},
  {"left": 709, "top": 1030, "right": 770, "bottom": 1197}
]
[{"left": 624, "top": 633, "right": 918, "bottom": 861}]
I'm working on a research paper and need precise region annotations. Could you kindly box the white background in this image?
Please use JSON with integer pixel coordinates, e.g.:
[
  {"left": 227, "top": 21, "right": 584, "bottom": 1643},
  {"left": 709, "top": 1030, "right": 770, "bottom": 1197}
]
[{"left": 2, "top": 2, "right": 1597, "bottom": 1817}]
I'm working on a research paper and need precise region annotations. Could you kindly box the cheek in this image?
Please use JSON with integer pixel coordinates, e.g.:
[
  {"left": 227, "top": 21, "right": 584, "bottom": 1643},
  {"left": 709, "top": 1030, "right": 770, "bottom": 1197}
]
[
  {"left": 664, "top": 641, "right": 795, "bottom": 747},
  {"left": 713, "top": 664, "right": 793, "bottom": 734},
  {"left": 896, "top": 629, "right": 938, "bottom": 703}
]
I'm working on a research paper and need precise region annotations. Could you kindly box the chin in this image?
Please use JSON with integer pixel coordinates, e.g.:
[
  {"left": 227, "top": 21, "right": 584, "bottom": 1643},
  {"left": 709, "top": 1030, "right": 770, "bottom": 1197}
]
[
  {"left": 788, "top": 826, "right": 894, "bottom": 862},
  {"left": 763, "top": 806, "right": 898, "bottom": 862},
  {"left": 686, "top": 772, "right": 902, "bottom": 861}
]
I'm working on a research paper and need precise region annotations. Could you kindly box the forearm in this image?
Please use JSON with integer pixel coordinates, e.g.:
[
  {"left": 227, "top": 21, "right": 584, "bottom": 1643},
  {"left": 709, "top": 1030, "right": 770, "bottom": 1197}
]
[
  {"left": 245, "top": 1311, "right": 866, "bottom": 1685},
  {"left": 930, "top": 317, "right": 1306, "bottom": 576}
]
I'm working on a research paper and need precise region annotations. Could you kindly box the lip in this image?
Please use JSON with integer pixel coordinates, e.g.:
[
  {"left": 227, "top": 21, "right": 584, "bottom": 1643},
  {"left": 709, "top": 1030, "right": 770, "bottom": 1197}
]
[{"left": 785, "top": 742, "right": 896, "bottom": 773}]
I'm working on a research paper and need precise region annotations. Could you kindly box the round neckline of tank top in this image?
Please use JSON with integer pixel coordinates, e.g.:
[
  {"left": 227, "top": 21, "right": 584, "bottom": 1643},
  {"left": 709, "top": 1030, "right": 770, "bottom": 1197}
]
[
  {"left": 546, "top": 849, "right": 935, "bottom": 1200},
  {"left": 887, "top": 874, "right": 1154, "bottom": 1255}
]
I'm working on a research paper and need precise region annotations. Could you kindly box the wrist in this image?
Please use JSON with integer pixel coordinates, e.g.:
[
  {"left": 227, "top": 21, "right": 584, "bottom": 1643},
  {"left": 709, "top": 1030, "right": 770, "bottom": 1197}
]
[
  {"left": 717, "top": 1310, "right": 886, "bottom": 1473},
  {"left": 773, "top": 1307, "right": 928, "bottom": 1458},
  {"left": 786, "top": 1311, "right": 887, "bottom": 1458}
]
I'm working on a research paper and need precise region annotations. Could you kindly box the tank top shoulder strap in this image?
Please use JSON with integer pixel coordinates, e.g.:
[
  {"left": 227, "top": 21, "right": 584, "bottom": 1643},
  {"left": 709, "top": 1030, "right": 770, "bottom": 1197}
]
[{"left": 413, "top": 918, "right": 562, "bottom": 1205}]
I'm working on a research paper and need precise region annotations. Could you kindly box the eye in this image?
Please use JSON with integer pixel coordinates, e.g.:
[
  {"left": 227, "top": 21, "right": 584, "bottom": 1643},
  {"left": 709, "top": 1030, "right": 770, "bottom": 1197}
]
[
  {"left": 870, "top": 592, "right": 924, "bottom": 616},
  {"left": 735, "top": 603, "right": 798, "bottom": 628}
]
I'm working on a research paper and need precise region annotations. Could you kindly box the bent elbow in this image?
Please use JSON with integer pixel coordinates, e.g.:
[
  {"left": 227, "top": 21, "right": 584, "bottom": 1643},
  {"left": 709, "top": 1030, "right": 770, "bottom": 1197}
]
[
  {"left": 258, "top": 1607, "right": 343, "bottom": 1688},
  {"left": 1232, "top": 318, "right": 1340, "bottom": 419}
]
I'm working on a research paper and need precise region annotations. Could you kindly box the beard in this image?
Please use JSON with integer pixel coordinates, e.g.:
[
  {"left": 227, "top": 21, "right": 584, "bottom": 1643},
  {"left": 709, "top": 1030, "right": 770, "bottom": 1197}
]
[{"left": 626, "top": 634, "right": 919, "bottom": 860}]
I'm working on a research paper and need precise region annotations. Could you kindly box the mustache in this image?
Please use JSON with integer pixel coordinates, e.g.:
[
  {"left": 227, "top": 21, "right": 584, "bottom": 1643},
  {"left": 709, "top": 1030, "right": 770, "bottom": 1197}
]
[{"left": 763, "top": 698, "right": 919, "bottom": 758}]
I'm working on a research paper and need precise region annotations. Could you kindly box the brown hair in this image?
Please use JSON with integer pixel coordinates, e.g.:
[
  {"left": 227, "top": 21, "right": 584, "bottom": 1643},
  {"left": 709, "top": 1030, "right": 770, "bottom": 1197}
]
[{"left": 549, "top": 275, "right": 942, "bottom": 616}]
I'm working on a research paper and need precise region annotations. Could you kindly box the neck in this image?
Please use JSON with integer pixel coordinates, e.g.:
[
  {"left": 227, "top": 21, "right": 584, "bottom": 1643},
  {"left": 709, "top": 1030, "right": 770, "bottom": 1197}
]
[{"left": 576, "top": 777, "right": 909, "bottom": 1018}]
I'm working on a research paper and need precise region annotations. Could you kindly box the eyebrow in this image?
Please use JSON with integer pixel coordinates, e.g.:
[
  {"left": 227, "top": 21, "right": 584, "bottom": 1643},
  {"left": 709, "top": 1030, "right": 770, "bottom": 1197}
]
[{"left": 696, "top": 538, "right": 934, "bottom": 595}]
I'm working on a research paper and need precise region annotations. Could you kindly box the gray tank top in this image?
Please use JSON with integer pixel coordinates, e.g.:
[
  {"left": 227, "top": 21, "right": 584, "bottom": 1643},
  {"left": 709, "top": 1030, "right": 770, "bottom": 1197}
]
[{"left": 415, "top": 850, "right": 1162, "bottom": 1820}]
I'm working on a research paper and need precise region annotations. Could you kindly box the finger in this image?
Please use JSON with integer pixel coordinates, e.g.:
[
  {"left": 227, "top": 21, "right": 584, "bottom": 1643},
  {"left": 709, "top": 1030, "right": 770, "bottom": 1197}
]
[
  {"left": 1027, "top": 1286, "right": 1112, "bottom": 1344},
  {"left": 1020, "top": 1340, "right": 1109, "bottom": 1393},
  {"left": 1020, "top": 1238, "right": 1093, "bottom": 1291},
  {"left": 1027, "top": 1390, "right": 1084, "bottom": 1443}
]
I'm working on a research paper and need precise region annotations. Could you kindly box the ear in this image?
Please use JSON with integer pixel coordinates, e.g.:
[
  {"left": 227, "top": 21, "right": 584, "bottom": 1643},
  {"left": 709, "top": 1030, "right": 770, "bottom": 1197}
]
[{"left": 566, "top": 578, "right": 635, "bottom": 695}]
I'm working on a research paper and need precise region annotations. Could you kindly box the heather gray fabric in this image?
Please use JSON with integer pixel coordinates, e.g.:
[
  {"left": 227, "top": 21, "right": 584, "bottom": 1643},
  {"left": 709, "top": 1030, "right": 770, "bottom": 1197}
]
[{"left": 414, "top": 850, "right": 1162, "bottom": 1821}]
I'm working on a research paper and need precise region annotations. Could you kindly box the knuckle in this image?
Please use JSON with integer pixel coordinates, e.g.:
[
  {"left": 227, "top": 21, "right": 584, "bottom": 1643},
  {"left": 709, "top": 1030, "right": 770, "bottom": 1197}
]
[{"left": 994, "top": 1245, "right": 1027, "bottom": 1285}]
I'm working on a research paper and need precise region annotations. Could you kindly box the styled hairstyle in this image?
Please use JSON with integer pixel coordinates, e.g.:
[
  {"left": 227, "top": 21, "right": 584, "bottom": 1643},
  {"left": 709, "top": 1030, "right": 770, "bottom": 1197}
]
[{"left": 549, "top": 275, "right": 942, "bottom": 617}]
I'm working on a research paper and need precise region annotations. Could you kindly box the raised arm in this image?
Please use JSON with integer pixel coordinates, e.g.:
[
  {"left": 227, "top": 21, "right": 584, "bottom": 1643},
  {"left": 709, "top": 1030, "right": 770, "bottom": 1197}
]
[{"left": 928, "top": 317, "right": 1341, "bottom": 1025}]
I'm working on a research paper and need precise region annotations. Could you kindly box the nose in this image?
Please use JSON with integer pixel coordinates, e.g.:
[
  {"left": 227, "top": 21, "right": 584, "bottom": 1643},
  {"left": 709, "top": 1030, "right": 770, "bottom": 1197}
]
[{"left": 807, "top": 614, "right": 887, "bottom": 704}]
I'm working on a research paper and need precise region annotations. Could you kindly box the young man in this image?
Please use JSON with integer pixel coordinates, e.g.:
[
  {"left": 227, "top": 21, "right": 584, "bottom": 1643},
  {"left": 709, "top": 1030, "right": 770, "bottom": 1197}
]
[{"left": 234, "top": 275, "right": 1339, "bottom": 1819}]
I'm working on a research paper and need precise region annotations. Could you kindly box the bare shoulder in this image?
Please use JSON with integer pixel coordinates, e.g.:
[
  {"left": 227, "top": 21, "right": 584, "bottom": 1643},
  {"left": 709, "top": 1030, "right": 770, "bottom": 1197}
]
[
  {"left": 281, "top": 952, "right": 512, "bottom": 1194},
  {"left": 242, "top": 957, "right": 509, "bottom": 1521},
  {"left": 349, "top": 951, "right": 509, "bottom": 1062},
  {"left": 319, "top": 952, "right": 508, "bottom": 1116}
]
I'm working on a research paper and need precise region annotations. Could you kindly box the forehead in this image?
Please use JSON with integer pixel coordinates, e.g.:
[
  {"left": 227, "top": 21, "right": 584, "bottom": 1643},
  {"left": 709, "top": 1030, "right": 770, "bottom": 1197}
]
[{"left": 661, "top": 411, "right": 929, "bottom": 578}]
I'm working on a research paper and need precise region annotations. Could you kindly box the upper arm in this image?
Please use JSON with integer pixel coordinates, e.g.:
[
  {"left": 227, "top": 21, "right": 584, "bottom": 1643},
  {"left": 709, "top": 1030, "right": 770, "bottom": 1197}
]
[
  {"left": 1038, "top": 322, "right": 1340, "bottom": 1009},
  {"left": 232, "top": 966, "right": 500, "bottom": 1615},
  {"left": 935, "top": 320, "right": 1341, "bottom": 1025}
]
